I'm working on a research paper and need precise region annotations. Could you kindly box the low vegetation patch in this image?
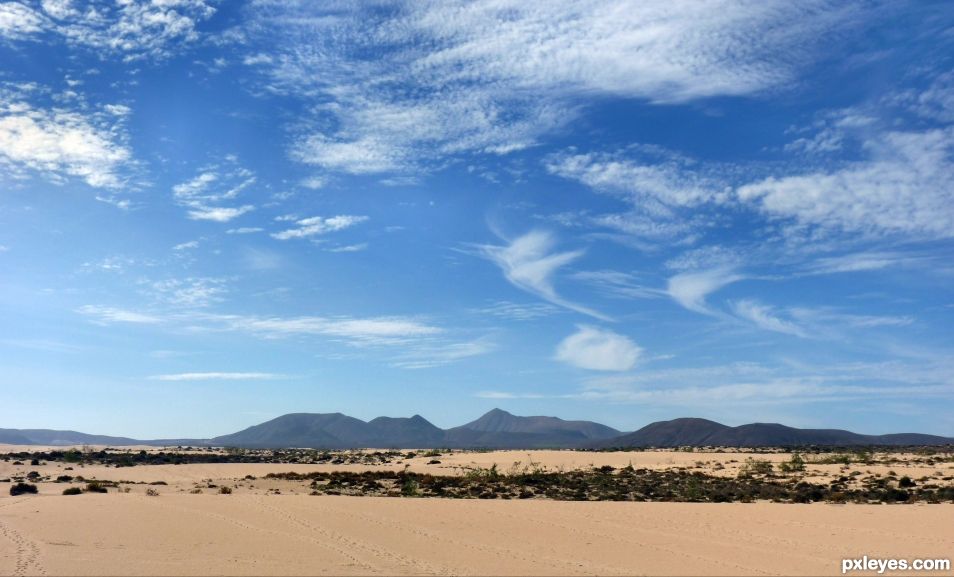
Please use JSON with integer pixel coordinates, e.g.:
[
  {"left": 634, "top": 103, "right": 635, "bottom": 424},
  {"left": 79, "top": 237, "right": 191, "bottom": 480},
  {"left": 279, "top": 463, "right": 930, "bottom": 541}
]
[
  {"left": 262, "top": 466, "right": 954, "bottom": 504},
  {"left": 84, "top": 482, "right": 108, "bottom": 493},
  {"left": 10, "top": 482, "right": 38, "bottom": 496}
]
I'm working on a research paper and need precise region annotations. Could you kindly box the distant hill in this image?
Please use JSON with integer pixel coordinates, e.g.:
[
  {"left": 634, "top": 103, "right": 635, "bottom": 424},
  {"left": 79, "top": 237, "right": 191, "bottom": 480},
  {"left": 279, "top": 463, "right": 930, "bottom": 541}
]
[
  {"left": 2, "top": 412, "right": 952, "bottom": 449},
  {"left": 596, "top": 418, "right": 954, "bottom": 448},
  {"left": 0, "top": 428, "right": 142, "bottom": 446},
  {"left": 444, "top": 408, "right": 621, "bottom": 449},
  {"left": 210, "top": 412, "right": 446, "bottom": 449}
]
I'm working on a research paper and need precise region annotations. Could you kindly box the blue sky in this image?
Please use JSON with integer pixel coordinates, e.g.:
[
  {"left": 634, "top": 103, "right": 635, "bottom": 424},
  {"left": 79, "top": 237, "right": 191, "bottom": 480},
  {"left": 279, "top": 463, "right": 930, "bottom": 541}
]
[{"left": 1, "top": 1, "right": 952, "bottom": 438}]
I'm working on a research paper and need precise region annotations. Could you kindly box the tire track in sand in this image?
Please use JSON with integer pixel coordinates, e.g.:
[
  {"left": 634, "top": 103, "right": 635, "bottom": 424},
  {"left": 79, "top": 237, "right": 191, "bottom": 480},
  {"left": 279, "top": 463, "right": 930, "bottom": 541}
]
[
  {"left": 302, "top": 498, "right": 631, "bottom": 576},
  {"left": 253, "top": 496, "right": 452, "bottom": 576},
  {"left": 136, "top": 495, "right": 380, "bottom": 573}
]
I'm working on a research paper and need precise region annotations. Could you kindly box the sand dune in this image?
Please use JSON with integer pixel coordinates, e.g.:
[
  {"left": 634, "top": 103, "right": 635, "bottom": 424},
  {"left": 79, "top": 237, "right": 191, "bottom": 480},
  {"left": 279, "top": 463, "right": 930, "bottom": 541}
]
[
  {"left": 0, "top": 492, "right": 950, "bottom": 576},
  {"left": 2, "top": 448, "right": 951, "bottom": 575}
]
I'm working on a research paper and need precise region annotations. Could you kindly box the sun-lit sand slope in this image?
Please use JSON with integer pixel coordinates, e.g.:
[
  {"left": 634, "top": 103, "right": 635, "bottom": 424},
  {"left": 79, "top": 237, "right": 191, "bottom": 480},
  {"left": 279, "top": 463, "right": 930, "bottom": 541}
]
[{"left": 0, "top": 493, "right": 950, "bottom": 576}]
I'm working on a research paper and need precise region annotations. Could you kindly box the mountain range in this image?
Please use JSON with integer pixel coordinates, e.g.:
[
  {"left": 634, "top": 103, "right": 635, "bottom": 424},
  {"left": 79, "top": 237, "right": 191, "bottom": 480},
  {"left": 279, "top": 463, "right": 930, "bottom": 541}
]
[{"left": 2, "top": 410, "right": 952, "bottom": 449}]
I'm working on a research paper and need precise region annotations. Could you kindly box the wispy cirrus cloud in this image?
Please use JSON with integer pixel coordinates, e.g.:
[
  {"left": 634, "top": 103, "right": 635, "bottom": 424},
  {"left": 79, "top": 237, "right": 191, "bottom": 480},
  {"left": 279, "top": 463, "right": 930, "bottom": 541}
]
[
  {"left": 730, "top": 299, "right": 807, "bottom": 337},
  {"left": 474, "top": 300, "right": 560, "bottom": 322},
  {"left": 204, "top": 313, "right": 443, "bottom": 347},
  {"left": 666, "top": 267, "right": 743, "bottom": 315},
  {"left": 391, "top": 337, "right": 496, "bottom": 370},
  {"left": 76, "top": 304, "right": 161, "bottom": 324},
  {"left": 805, "top": 251, "right": 932, "bottom": 275},
  {"left": 172, "top": 162, "right": 256, "bottom": 223},
  {"left": 245, "top": 1, "right": 854, "bottom": 175},
  {"left": 478, "top": 230, "right": 607, "bottom": 320},
  {"left": 572, "top": 270, "right": 664, "bottom": 300},
  {"left": 271, "top": 215, "right": 368, "bottom": 240},
  {"left": 147, "top": 277, "right": 227, "bottom": 309}
]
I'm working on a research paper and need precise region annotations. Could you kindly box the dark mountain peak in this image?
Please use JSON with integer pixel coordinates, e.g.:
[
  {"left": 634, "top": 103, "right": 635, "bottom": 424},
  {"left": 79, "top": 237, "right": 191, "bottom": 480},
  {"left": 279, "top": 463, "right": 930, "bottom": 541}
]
[
  {"left": 461, "top": 408, "right": 522, "bottom": 431},
  {"left": 5, "top": 412, "right": 951, "bottom": 450},
  {"left": 599, "top": 417, "right": 954, "bottom": 448},
  {"left": 451, "top": 409, "right": 621, "bottom": 446},
  {"left": 369, "top": 414, "right": 439, "bottom": 429}
]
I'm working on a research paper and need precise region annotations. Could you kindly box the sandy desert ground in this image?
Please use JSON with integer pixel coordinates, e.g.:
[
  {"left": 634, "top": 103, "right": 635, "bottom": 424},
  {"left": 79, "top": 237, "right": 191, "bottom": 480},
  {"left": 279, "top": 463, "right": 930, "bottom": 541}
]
[{"left": 1, "top": 447, "right": 952, "bottom": 576}]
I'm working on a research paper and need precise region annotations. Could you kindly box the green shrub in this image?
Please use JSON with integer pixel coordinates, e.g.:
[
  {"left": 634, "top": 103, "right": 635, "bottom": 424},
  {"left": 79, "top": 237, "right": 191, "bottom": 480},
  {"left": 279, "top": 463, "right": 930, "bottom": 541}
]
[
  {"left": 62, "top": 487, "right": 82, "bottom": 495},
  {"left": 401, "top": 477, "right": 419, "bottom": 497},
  {"left": 10, "top": 482, "right": 38, "bottom": 496},
  {"left": 218, "top": 486, "right": 232, "bottom": 494},
  {"left": 85, "top": 482, "right": 108, "bottom": 493},
  {"left": 738, "top": 458, "right": 774, "bottom": 477},
  {"left": 780, "top": 453, "right": 806, "bottom": 473},
  {"left": 145, "top": 488, "right": 160, "bottom": 496}
]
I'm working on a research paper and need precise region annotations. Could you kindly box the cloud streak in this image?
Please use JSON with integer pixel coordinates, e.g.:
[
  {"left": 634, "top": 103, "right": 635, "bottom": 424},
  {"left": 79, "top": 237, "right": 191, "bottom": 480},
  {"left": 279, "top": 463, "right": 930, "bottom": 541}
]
[
  {"left": 666, "top": 268, "right": 743, "bottom": 315},
  {"left": 479, "top": 230, "right": 607, "bottom": 320},
  {"left": 272, "top": 215, "right": 368, "bottom": 240}
]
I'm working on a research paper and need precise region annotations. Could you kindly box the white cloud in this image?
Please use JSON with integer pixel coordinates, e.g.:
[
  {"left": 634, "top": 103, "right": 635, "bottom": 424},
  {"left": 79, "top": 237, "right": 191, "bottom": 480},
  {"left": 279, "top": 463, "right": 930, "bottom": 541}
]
[
  {"left": 806, "top": 251, "right": 929, "bottom": 275},
  {"left": 0, "top": 96, "right": 131, "bottom": 188},
  {"left": 248, "top": 1, "right": 851, "bottom": 174},
  {"left": 547, "top": 150, "right": 723, "bottom": 209},
  {"left": 0, "top": 3, "right": 47, "bottom": 39},
  {"left": 325, "top": 243, "right": 368, "bottom": 253},
  {"left": 172, "top": 171, "right": 217, "bottom": 197},
  {"left": 39, "top": 0, "right": 76, "bottom": 20},
  {"left": 391, "top": 338, "right": 496, "bottom": 369},
  {"left": 206, "top": 313, "right": 443, "bottom": 346},
  {"left": 555, "top": 325, "right": 641, "bottom": 371},
  {"left": 148, "top": 277, "right": 226, "bottom": 308},
  {"left": 226, "top": 227, "right": 264, "bottom": 234},
  {"left": 737, "top": 128, "right": 954, "bottom": 239},
  {"left": 299, "top": 176, "right": 324, "bottom": 189},
  {"left": 94, "top": 194, "right": 132, "bottom": 209},
  {"left": 187, "top": 205, "right": 254, "bottom": 222},
  {"left": 150, "top": 372, "right": 283, "bottom": 382},
  {"left": 172, "top": 164, "right": 256, "bottom": 222},
  {"left": 14, "top": 0, "right": 219, "bottom": 60},
  {"left": 666, "top": 267, "right": 743, "bottom": 315},
  {"left": 731, "top": 299, "right": 806, "bottom": 337},
  {"left": 572, "top": 270, "right": 663, "bottom": 300},
  {"left": 76, "top": 304, "right": 161, "bottom": 324},
  {"left": 476, "top": 300, "right": 560, "bottom": 321},
  {"left": 173, "top": 240, "right": 200, "bottom": 251},
  {"left": 544, "top": 149, "right": 730, "bottom": 242},
  {"left": 788, "top": 308, "right": 914, "bottom": 330},
  {"left": 478, "top": 230, "right": 607, "bottom": 320},
  {"left": 271, "top": 215, "right": 368, "bottom": 240}
]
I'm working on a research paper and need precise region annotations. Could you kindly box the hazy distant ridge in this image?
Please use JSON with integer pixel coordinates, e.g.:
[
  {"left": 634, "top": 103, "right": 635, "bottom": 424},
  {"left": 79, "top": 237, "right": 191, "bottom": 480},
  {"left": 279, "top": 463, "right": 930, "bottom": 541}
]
[
  {"left": 594, "top": 418, "right": 954, "bottom": 448},
  {"left": 3, "top": 411, "right": 952, "bottom": 449}
]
